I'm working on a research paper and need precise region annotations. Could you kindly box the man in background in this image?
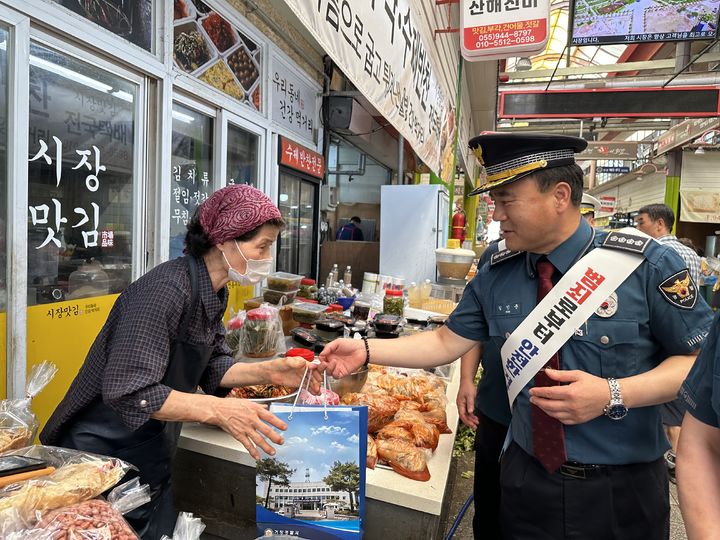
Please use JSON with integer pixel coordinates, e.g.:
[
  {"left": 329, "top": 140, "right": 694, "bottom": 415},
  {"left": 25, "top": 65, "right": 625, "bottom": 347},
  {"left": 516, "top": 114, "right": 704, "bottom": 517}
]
[
  {"left": 580, "top": 193, "right": 601, "bottom": 226},
  {"left": 635, "top": 202, "right": 703, "bottom": 482},
  {"left": 336, "top": 216, "right": 364, "bottom": 241}
]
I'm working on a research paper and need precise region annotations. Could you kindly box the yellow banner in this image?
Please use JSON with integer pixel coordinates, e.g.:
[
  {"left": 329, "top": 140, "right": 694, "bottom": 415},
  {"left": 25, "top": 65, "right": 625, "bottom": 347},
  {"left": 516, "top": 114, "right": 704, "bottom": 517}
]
[{"left": 680, "top": 190, "right": 720, "bottom": 223}]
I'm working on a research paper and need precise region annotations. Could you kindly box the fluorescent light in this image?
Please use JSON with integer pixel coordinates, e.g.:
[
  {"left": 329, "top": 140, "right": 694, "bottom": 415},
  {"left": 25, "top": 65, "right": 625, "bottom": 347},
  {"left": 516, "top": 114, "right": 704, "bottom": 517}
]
[
  {"left": 172, "top": 109, "right": 195, "bottom": 123},
  {"left": 30, "top": 54, "right": 113, "bottom": 94},
  {"left": 111, "top": 90, "right": 134, "bottom": 103},
  {"left": 279, "top": 194, "right": 289, "bottom": 202}
]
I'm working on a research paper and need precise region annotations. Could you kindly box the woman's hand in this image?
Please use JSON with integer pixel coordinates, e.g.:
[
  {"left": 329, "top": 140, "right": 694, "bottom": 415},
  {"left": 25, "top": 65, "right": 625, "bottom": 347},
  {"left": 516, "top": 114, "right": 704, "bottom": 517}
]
[
  {"left": 318, "top": 338, "right": 367, "bottom": 378},
  {"left": 267, "top": 356, "right": 322, "bottom": 394},
  {"left": 211, "top": 398, "right": 287, "bottom": 459}
]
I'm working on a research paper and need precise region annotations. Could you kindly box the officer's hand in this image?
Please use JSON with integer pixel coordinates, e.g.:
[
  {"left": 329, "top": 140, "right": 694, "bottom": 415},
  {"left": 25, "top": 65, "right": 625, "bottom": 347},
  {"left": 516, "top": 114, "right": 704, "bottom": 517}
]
[
  {"left": 212, "top": 398, "right": 286, "bottom": 459},
  {"left": 528, "top": 369, "right": 609, "bottom": 425},
  {"left": 269, "top": 356, "right": 322, "bottom": 395},
  {"left": 457, "top": 379, "right": 479, "bottom": 429},
  {"left": 318, "top": 338, "right": 367, "bottom": 378}
]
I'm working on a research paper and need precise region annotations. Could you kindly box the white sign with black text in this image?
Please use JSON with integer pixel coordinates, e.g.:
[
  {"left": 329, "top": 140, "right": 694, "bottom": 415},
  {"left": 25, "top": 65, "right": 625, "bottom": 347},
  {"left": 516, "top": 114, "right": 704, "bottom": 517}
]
[{"left": 270, "top": 53, "right": 320, "bottom": 143}]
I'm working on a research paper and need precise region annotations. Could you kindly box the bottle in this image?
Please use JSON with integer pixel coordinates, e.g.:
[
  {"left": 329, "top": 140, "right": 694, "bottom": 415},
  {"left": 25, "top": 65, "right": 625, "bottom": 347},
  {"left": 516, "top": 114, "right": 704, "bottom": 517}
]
[
  {"left": 331, "top": 263, "right": 339, "bottom": 283},
  {"left": 343, "top": 266, "right": 352, "bottom": 287},
  {"left": 420, "top": 279, "right": 432, "bottom": 304},
  {"left": 325, "top": 272, "right": 334, "bottom": 288}
]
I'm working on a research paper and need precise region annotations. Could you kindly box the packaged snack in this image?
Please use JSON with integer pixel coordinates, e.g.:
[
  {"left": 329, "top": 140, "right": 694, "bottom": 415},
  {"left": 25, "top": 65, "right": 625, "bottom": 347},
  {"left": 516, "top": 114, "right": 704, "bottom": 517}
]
[
  {"left": 0, "top": 361, "right": 57, "bottom": 453},
  {"left": 240, "top": 305, "right": 284, "bottom": 358},
  {"left": 375, "top": 438, "right": 430, "bottom": 482}
]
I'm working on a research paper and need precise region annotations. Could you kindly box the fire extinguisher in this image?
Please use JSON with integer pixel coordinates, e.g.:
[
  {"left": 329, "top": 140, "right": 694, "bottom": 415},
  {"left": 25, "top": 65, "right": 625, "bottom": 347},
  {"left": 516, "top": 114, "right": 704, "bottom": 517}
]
[{"left": 452, "top": 203, "right": 466, "bottom": 243}]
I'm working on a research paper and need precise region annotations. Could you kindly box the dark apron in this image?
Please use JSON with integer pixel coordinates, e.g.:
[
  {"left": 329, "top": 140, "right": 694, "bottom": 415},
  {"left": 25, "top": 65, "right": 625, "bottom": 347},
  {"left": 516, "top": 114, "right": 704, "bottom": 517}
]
[{"left": 57, "top": 255, "right": 215, "bottom": 539}]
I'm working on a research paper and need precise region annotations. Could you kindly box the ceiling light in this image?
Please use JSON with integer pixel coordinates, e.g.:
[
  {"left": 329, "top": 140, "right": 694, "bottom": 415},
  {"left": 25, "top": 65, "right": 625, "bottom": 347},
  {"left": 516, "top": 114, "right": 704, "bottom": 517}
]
[
  {"left": 515, "top": 57, "right": 532, "bottom": 71},
  {"left": 695, "top": 146, "right": 706, "bottom": 155}
]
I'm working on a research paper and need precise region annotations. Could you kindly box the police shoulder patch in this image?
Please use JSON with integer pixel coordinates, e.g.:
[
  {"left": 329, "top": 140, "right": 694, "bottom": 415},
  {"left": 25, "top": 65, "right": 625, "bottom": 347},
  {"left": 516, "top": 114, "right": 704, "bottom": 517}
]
[
  {"left": 602, "top": 231, "right": 651, "bottom": 254},
  {"left": 658, "top": 269, "right": 698, "bottom": 310},
  {"left": 490, "top": 248, "right": 523, "bottom": 266}
]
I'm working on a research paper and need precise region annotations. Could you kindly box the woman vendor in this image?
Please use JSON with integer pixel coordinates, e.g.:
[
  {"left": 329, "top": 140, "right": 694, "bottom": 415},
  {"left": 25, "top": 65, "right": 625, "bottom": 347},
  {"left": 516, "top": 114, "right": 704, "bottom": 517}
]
[{"left": 40, "top": 184, "right": 321, "bottom": 538}]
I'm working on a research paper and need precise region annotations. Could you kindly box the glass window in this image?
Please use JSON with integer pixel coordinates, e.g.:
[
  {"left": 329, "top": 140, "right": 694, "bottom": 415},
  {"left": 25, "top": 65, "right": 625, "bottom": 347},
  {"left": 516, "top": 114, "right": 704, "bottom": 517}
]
[
  {"left": 226, "top": 123, "right": 258, "bottom": 187},
  {"left": 170, "top": 102, "right": 213, "bottom": 260},
  {"left": 27, "top": 42, "right": 136, "bottom": 306},
  {"left": 277, "top": 171, "right": 318, "bottom": 277},
  {"left": 51, "top": 1, "right": 154, "bottom": 52},
  {"left": 173, "top": 6, "right": 263, "bottom": 112}
]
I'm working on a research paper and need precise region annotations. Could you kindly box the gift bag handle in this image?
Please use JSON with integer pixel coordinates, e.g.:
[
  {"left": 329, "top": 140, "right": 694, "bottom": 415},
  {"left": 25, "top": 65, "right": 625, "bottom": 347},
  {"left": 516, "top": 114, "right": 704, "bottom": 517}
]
[{"left": 289, "top": 361, "right": 329, "bottom": 421}]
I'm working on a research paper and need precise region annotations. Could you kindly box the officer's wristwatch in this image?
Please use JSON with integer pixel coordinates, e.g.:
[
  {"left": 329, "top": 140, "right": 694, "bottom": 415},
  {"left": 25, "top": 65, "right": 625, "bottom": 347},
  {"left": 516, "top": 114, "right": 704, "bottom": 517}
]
[{"left": 603, "top": 377, "right": 628, "bottom": 420}]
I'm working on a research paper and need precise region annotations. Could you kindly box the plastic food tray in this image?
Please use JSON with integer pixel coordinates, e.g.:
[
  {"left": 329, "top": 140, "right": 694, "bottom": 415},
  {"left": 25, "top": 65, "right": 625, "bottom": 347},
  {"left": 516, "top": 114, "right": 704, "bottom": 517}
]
[
  {"left": 266, "top": 271, "right": 303, "bottom": 292},
  {"left": 262, "top": 287, "right": 299, "bottom": 305}
]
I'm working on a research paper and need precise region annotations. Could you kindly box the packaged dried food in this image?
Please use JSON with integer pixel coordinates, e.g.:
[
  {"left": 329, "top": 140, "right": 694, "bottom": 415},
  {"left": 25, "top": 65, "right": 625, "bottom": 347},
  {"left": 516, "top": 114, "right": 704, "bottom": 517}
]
[
  {"left": 199, "top": 61, "right": 244, "bottom": 101},
  {"left": 375, "top": 438, "right": 430, "bottom": 482},
  {"left": 228, "top": 385, "right": 294, "bottom": 400},
  {"left": 366, "top": 435, "right": 377, "bottom": 470},
  {"left": 324, "top": 312, "right": 355, "bottom": 326},
  {"left": 376, "top": 422, "right": 413, "bottom": 444},
  {"left": 226, "top": 45, "right": 259, "bottom": 91},
  {"left": 373, "top": 313, "right": 402, "bottom": 333},
  {"left": 173, "top": 25, "right": 212, "bottom": 73},
  {"left": 340, "top": 393, "right": 400, "bottom": 433},
  {"left": 291, "top": 302, "right": 327, "bottom": 325},
  {"left": 266, "top": 271, "right": 303, "bottom": 292},
  {"left": 314, "top": 319, "right": 344, "bottom": 341},
  {"left": 377, "top": 420, "right": 439, "bottom": 451},
  {"left": 262, "top": 287, "right": 299, "bottom": 305},
  {"left": 0, "top": 446, "right": 133, "bottom": 529},
  {"left": 201, "top": 13, "right": 237, "bottom": 52},
  {"left": 0, "top": 361, "right": 57, "bottom": 453},
  {"left": 240, "top": 305, "right": 284, "bottom": 358},
  {"left": 383, "top": 289, "right": 404, "bottom": 316}
]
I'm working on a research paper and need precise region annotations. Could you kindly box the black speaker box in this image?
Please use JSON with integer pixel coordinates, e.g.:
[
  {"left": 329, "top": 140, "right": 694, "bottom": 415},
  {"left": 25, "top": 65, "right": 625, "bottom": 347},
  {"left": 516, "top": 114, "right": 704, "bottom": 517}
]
[{"left": 327, "top": 96, "right": 353, "bottom": 130}]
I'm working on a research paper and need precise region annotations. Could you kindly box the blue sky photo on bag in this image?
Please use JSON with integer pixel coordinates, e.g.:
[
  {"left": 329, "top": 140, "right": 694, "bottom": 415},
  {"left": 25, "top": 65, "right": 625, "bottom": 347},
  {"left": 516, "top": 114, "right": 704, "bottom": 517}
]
[{"left": 256, "top": 404, "right": 368, "bottom": 540}]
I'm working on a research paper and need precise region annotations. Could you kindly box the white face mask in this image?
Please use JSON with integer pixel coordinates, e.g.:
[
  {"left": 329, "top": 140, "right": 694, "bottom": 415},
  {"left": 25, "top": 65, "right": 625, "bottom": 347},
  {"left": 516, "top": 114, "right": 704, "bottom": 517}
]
[{"left": 223, "top": 241, "right": 273, "bottom": 285}]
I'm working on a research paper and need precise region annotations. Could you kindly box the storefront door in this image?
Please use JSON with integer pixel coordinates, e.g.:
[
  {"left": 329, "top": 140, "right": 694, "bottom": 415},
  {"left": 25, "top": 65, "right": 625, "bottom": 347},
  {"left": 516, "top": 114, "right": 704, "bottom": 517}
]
[{"left": 276, "top": 169, "right": 319, "bottom": 278}]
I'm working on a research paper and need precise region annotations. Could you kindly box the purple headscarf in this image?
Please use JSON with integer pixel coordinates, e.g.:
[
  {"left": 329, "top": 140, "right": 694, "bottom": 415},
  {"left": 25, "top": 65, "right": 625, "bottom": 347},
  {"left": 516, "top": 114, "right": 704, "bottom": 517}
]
[{"left": 199, "top": 184, "right": 282, "bottom": 245}]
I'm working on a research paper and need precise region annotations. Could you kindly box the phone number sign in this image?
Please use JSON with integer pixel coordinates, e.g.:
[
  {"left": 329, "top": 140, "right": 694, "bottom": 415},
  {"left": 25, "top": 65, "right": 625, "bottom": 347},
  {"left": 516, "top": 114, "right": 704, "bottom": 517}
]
[{"left": 461, "top": 0, "right": 549, "bottom": 60}]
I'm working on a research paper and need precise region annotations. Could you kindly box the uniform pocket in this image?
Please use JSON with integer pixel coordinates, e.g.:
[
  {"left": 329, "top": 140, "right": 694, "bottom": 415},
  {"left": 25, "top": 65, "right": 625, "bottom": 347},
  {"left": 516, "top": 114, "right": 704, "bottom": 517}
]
[{"left": 571, "top": 318, "right": 639, "bottom": 378}]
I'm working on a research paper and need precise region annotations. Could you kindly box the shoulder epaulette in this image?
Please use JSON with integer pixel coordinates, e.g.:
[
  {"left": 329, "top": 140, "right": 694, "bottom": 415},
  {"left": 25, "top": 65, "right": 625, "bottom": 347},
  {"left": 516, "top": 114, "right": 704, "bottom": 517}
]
[
  {"left": 601, "top": 231, "right": 651, "bottom": 255},
  {"left": 490, "top": 248, "right": 523, "bottom": 266}
]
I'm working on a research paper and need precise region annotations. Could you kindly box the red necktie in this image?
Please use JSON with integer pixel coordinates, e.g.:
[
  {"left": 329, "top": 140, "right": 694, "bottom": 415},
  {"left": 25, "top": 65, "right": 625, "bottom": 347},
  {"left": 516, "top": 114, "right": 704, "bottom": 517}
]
[{"left": 532, "top": 259, "right": 567, "bottom": 473}]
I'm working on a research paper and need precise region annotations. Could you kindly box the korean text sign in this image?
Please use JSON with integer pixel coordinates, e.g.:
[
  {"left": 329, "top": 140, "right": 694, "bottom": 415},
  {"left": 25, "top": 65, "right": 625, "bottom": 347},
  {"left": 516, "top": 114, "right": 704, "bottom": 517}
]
[
  {"left": 285, "top": 0, "right": 451, "bottom": 175},
  {"left": 461, "top": 0, "right": 550, "bottom": 60},
  {"left": 271, "top": 53, "right": 320, "bottom": 142},
  {"left": 279, "top": 136, "right": 324, "bottom": 179}
]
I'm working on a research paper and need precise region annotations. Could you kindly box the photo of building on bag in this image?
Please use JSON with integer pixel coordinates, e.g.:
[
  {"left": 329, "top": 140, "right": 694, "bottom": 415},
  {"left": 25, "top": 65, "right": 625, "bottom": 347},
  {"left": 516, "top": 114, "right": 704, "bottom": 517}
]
[{"left": 256, "top": 407, "right": 363, "bottom": 529}]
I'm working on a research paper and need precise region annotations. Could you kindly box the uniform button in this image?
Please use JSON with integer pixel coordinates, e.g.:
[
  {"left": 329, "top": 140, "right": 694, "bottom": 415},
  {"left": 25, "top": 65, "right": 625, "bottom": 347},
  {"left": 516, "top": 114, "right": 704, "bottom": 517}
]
[
  {"left": 505, "top": 332, "right": 511, "bottom": 339},
  {"left": 600, "top": 336, "right": 610, "bottom": 345},
  {"left": 139, "top": 399, "right": 148, "bottom": 408}
]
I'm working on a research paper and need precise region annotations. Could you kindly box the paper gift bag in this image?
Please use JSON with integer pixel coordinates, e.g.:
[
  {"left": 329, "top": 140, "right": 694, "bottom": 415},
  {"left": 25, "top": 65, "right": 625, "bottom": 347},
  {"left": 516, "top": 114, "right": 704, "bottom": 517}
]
[{"left": 256, "top": 403, "right": 368, "bottom": 540}]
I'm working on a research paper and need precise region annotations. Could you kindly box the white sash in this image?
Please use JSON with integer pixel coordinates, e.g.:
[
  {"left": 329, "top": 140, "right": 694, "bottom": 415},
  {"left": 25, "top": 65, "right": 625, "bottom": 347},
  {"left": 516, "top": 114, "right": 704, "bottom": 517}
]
[{"left": 501, "top": 229, "right": 648, "bottom": 406}]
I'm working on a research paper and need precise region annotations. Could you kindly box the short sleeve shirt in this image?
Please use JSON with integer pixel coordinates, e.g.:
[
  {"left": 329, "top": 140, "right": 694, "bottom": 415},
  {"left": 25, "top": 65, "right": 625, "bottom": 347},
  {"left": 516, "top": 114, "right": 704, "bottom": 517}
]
[
  {"left": 680, "top": 311, "right": 720, "bottom": 427},
  {"left": 41, "top": 257, "right": 235, "bottom": 443},
  {"left": 447, "top": 219, "right": 714, "bottom": 464}
]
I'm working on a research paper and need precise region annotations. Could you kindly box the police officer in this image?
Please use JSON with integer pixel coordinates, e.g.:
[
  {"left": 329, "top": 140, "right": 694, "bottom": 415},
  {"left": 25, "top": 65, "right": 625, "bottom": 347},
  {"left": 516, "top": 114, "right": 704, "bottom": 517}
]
[
  {"left": 676, "top": 311, "right": 720, "bottom": 538},
  {"left": 580, "top": 193, "right": 601, "bottom": 226},
  {"left": 320, "top": 133, "right": 714, "bottom": 540}
]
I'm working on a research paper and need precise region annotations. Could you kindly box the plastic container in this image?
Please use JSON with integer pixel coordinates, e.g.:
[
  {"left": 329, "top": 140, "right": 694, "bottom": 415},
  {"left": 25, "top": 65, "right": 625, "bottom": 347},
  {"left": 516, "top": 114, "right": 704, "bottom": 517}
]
[
  {"left": 435, "top": 247, "right": 476, "bottom": 280},
  {"left": 373, "top": 313, "right": 402, "bottom": 333},
  {"left": 335, "top": 296, "right": 355, "bottom": 311},
  {"left": 383, "top": 289, "right": 404, "bottom": 316},
  {"left": 291, "top": 327, "right": 318, "bottom": 347},
  {"left": 314, "top": 319, "right": 344, "bottom": 341},
  {"left": 266, "top": 271, "right": 303, "bottom": 291},
  {"left": 352, "top": 299, "right": 371, "bottom": 321},
  {"left": 262, "top": 287, "right": 299, "bottom": 304},
  {"left": 291, "top": 301, "right": 328, "bottom": 324},
  {"left": 362, "top": 272, "right": 379, "bottom": 293},
  {"left": 285, "top": 347, "right": 315, "bottom": 362},
  {"left": 343, "top": 266, "right": 353, "bottom": 287},
  {"left": 298, "top": 278, "right": 318, "bottom": 299}
]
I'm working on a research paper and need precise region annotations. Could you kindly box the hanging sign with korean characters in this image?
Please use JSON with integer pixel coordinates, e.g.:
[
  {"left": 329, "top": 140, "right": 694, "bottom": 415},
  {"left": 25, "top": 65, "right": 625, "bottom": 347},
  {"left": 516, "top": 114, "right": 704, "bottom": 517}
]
[
  {"left": 461, "top": 0, "right": 550, "bottom": 61},
  {"left": 283, "top": 0, "right": 452, "bottom": 175},
  {"left": 270, "top": 53, "right": 320, "bottom": 143},
  {"left": 279, "top": 136, "right": 324, "bottom": 179}
]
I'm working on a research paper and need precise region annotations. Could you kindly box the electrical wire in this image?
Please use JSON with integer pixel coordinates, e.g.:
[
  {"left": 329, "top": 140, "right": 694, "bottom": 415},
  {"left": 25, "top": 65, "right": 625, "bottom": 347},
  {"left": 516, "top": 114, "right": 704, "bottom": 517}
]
[{"left": 444, "top": 494, "right": 474, "bottom": 540}]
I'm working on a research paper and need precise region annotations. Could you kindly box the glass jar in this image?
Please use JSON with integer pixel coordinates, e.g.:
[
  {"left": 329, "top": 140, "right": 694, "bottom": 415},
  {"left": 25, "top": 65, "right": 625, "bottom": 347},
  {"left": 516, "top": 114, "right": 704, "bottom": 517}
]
[
  {"left": 383, "top": 289, "right": 404, "bottom": 316},
  {"left": 298, "top": 278, "right": 318, "bottom": 299}
]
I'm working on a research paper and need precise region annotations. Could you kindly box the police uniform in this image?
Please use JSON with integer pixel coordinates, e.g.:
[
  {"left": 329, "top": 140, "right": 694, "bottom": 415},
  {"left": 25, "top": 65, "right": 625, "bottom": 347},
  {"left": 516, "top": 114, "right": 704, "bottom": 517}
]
[
  {"left": 446, "top": 133, "right": 714, "bottom": 540},
  {"left": 680, "top": 311, "right": 720, "bottom": 427}
]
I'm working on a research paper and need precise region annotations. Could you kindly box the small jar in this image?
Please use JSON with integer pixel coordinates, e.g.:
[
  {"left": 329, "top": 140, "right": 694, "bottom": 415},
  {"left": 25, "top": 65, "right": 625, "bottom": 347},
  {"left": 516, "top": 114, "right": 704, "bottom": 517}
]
[
  {"left": 383, "top": 289, "right": 404, "bottom": 316},
  {"left": 352, "top": 300, "right": 371, "bottom": 321},
  {"left": 298, "top": 278, "right": 318, "bottom": 299}
]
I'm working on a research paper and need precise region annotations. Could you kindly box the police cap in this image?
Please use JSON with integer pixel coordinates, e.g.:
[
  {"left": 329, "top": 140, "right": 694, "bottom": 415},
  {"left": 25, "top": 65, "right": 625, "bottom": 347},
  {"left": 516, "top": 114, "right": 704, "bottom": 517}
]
[
  {"left": 581, "top": 193, "right": 601, "bottom": 215},
  {"left": 468, "top": 132, "right": 588, "bottom": 196}
]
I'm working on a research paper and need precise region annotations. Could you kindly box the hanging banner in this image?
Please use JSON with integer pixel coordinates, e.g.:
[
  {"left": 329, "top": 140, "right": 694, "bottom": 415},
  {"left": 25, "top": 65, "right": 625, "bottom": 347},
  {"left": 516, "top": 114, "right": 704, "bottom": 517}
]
[
  {"left": 577, "top": 142, "right": 638, "bottom": 160},
  {"left": 657, "top": 117, "right": 720, "bottom": 155},
  {"left": 680, "top": 190, "right": 720, "bottom": 223},
  {"left": 283, "top": 0, "right": 451, "bottom": 175},
  {"left": 460, "top": 0, "right": 550, "bottom": 61},
  {"left": 599, "top": 196, "right": 617, "bottom": 213}
]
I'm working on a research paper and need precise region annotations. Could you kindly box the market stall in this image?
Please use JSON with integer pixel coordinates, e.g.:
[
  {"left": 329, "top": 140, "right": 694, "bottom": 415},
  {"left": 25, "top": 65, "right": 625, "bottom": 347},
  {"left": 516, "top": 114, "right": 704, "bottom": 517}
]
[{"left": 173, "top": 358, "right": 461, "bottom": 539}]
